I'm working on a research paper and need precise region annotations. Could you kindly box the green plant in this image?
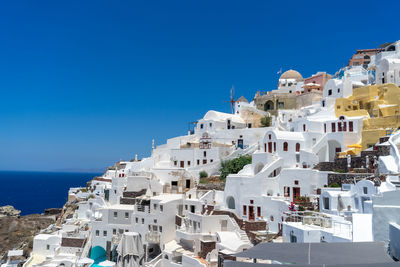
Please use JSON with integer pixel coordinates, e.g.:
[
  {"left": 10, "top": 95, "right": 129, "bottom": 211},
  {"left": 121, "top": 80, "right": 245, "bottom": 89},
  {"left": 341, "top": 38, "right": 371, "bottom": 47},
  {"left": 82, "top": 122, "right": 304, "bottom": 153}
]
[
  {"left": 199, "top": 177, "right": 210, "bottom": 184},
  {"left": 199, "top": 171, "right": 208, "bottom": 179},
  {"left": 219, "top": 155, "right": 252, "bottom": 181},
  {"left": 260, "top": 116, "right": 272, "bottom": 127},
  {"left": 329, "top": 182, "right": 341, "bottom": 188}
]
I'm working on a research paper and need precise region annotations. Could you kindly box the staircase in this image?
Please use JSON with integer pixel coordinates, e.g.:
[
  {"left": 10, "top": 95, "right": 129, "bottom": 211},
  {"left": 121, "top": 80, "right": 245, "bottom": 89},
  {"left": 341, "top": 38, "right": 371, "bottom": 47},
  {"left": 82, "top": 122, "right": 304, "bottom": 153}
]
[{"left": 228, "top": 216, "right": 250, "bottom": 243}]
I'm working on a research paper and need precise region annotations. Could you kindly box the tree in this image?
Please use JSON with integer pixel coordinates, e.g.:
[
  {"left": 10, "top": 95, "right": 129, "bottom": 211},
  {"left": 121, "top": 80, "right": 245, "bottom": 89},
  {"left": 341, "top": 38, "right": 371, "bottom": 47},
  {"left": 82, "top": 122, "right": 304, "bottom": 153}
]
[
  {"left": 260, "top": 116, "right": 271, "bottom": 127},
  {"left": 219, "top": 155, "right": 252, "bottom": 181}
]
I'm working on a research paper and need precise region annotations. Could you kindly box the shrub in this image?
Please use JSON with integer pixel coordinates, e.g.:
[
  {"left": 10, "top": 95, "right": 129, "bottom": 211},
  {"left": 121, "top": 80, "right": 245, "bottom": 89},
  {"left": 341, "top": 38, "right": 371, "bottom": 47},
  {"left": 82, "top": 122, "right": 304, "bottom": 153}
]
[
  {"left": 219, "top": 155, "right": 252, "bottom": 181},
  {"left": 260, "top": 116, "right": 272, "bottom": 127},
  {"left": 329, "top": 182, "right": 341, "bottom": 188},
  {"left": 199, "top": 171, "right": 208, "bottom": 179}
]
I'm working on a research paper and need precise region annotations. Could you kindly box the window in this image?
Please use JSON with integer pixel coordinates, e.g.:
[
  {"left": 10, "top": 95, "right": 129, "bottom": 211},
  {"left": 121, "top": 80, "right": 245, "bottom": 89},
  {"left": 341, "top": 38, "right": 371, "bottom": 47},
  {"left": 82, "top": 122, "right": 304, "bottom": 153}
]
[
  {"left": 160, "top": 205, "right": 163, "bottom": 212},
  {"left": 338, "top": 122, "right": 342, "bottom": 132},
  {"left": 203, "top": 151, "right": 207, "bottom": 157},
  {"left": 185, "top": 205, "right": 188, "bottom": 210},
  {"left": 295, "top": 143, "right": 300, "bottom": 152},
  {"left": 338, "top": 88, "right": 340, "bottom": 93},
  {"left": 96, "top": 230, "right": 99, "bottom": 236},
  {"left": 283, "top": 142, "right": 288, "bottom": 151},
  {"left": 153, "top": 204, "right": 157, "bottom": 210},
  {"left": 294, "top": 180, "right": 299, "bottom": 185},
  {"left": 324, "top": 123, "right": 326, "bottom": 133},
  {"left": 331, "top": 123, "right": 336, "bottom": 132},
  {"left": 284, "top": 186, "right": 290, "bottom": 197},
  {"left": 303, "top": 124, "right": 306, "bottom": 132},
  {"left": 209, "top": 123, "right": 212, "bottom": 127},
  {"left": 349, "top": 121, "right": 353, "bottom": 132},
  {"left": 257, "top": 206, "right": 261, "bottom": 217},
  {"left": 203, "top": 159, "right": 207, "bottom": 164},
  {"left": 114, "top": 212, "right": 118, "bottom": 218},
  {"left": 328, "top": 89, "right": 332, "bottom": 96},
  {"left": 171, "top": 181, "right": 178, "bottom": 186},
  {"left": 250, "top": 200, "right": 254, "bottom": 204},
  {"left": 142, "top": 218, "right": 144, "bottom": 224},
  {"left": 243, "top": 205, "right": 247, "bottom": 216},
  {"left": 103, "top": 230, "right": 107, "bottom": 237},
  {"left": 343, "top": 122, "right": 347, "bottom": 131},
  {"left": 174, "top": 161, "right": 177, "bottom": 166},
  {"left": 135, "top": 217, "right": 138, "bottom": 223},
  {"left": 363, "top": 187, "right": 368, "bottom": 194},
  {"left": 187, "top": 161, "right": 191, "bottom": 166},
  {"left": 274, "top": 142, "right": 276, "bottom": 152},
  {"left": 269, "top": 134, "right": 271, "bottom": 140},
  {"left": 113, "top": 228, "right": 116, "bottom": 235},
  {"left": 159, "top": 226, "right": 163, "bottom": 232},
  {"left": 47, "top": 244, "right": 50, "bottom": 250},
  {"left": 264, "top": 143, "right": 267, "bottom": 152},
  {"left": 200, "top": 124, "right": 203, "bottom": 129},
  {"left": 125, "top": 212, "right": 129, "bottom": 219},
  {"left": 322, "top": 100, "right": 325, "bottom": 107},
  {"left": 210, "top": 159, "right": 213, "bottom": 163},
  {"left": 197, "top": 159, "right": 200, "bottom": 165}
]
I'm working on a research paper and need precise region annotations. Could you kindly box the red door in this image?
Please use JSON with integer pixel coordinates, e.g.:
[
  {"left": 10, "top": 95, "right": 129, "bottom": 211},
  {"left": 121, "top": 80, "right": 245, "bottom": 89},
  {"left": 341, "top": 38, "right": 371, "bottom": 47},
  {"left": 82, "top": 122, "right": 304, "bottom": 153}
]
[
  {"left": 249, "top": 206, "right": 255, "bottom": 221},
  {"left": 293, "top": 187, "right": 300, "bottom": 200}
]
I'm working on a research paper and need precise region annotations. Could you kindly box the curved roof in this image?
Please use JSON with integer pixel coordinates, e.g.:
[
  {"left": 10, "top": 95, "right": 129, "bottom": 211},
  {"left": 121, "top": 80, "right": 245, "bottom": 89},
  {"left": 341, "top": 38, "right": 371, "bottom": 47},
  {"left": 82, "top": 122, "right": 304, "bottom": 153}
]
[
  {"left": 203, "top": 110, "right": 245, "bottom": 124},
  {"left": 280, "top": 69, "right": 303, "bottom": 81}
]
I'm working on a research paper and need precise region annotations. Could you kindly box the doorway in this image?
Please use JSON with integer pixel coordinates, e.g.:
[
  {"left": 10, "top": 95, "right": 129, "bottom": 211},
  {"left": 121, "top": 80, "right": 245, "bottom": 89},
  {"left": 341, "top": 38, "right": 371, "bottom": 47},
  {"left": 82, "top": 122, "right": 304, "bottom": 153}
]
[
  {"left": 293, "top": 187, "right": 300, "bottom": 200},
  {"left": 249, "top": 206, "right": 255, "bottom": 221},
  {"left": 238, "top": 139, "right": 244, "bottom": 149}
]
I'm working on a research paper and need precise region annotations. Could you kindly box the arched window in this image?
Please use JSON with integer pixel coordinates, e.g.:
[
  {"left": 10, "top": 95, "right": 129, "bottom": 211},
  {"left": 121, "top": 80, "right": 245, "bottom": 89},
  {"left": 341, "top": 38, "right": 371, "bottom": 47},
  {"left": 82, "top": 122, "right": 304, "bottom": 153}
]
[
  {"left": 226, "top": 196, "right": 235, "bottom": 209},
  {"left": 296, "top": 143, "right": 300, "bottom": 152},
  {"left": 283, "top": 142, "right": 288, "bottom": 151}
]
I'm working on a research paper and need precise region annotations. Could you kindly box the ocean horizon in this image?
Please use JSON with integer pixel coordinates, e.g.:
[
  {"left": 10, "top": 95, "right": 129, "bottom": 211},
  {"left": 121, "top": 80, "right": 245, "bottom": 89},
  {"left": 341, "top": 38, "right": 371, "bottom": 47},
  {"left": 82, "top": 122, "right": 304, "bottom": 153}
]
[{"left": 0, "top": 170, "right": 101, "bottom": 215}]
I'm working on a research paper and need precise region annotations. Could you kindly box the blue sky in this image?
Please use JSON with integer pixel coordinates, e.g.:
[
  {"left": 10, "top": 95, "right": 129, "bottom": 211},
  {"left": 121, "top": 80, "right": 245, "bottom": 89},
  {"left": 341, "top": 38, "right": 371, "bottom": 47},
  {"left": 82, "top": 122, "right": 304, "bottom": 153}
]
[{"left": 0, "top": 0, "right": 398, "bottom": 171}]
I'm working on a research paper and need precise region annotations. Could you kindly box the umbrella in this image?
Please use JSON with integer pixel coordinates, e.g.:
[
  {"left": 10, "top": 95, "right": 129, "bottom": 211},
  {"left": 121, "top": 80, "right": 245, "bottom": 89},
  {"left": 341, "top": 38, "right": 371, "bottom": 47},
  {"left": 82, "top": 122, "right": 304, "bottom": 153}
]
[
  {"left": 348, "top": 143, "right": 362, "bottom": 148},
  {"left": 98, "top": 260, "right": 116, "bottom": 267},
  {"left": 117, "top": 232, "right": 144, "bottom": 267}
]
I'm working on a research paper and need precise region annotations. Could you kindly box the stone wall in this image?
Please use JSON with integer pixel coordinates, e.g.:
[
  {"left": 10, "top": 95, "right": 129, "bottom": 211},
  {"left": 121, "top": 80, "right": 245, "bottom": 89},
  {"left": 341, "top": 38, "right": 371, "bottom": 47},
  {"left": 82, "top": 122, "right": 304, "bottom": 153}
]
[
  {"left": 328, "top": 173, "right": 375, "bottom": 186},
  {"left": 199, "top": 240, "right": 216, "bottom": 259}
]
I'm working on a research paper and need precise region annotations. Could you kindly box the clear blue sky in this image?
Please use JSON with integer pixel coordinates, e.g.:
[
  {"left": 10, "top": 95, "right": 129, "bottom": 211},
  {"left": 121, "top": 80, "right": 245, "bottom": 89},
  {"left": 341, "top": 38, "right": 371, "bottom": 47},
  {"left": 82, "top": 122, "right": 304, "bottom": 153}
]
[{"left": 0, "top": 0, "right": 398, "bottom": 171}]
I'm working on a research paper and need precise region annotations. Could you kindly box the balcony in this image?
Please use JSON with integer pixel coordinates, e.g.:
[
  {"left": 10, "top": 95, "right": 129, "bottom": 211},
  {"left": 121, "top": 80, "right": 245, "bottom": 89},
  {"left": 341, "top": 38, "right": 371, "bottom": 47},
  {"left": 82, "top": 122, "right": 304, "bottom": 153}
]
[{"left": 145, "top": 231, "right": 160, "bottom": 243}]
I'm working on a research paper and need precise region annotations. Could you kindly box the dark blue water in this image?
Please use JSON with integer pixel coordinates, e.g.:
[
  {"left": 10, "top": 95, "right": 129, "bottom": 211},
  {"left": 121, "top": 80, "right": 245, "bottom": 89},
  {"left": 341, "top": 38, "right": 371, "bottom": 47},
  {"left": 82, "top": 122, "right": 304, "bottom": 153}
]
[{"left": 0, "top": 171, "right": 101, "bottom": 215}]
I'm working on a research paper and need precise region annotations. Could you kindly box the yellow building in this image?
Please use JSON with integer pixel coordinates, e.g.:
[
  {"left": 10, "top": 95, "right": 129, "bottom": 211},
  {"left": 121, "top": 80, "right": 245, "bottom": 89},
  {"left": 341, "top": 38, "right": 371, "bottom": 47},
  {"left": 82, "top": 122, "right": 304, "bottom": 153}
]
[{"left": 335, "top": 83, "right": 400, "bottom": 154}]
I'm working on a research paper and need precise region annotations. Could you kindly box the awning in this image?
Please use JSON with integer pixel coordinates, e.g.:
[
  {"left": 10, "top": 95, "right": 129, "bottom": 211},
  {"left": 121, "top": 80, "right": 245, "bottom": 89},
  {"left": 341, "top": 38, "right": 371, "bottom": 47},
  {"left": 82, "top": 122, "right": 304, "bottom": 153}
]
[{"left": 233, "top": 242, "right": 394, "bottom": 265}]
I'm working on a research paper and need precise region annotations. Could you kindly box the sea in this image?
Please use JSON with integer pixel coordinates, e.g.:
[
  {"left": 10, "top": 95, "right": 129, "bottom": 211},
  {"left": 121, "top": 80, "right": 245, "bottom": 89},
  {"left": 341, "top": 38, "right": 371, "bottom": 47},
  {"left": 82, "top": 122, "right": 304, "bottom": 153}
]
[{"left": 0, "top": 171, "right": 101, "bottom": 215}]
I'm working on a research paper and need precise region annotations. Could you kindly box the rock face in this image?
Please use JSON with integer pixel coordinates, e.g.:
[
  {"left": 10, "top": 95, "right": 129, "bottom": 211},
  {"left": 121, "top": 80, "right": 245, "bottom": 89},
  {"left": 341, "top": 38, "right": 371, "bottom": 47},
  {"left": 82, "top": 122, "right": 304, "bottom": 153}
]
[
  {"left": 0, "top": 205, "right": 21, "bottom": 218},
  {"left": 0, "top": 214, "right": 56, "bottom": 261}
]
